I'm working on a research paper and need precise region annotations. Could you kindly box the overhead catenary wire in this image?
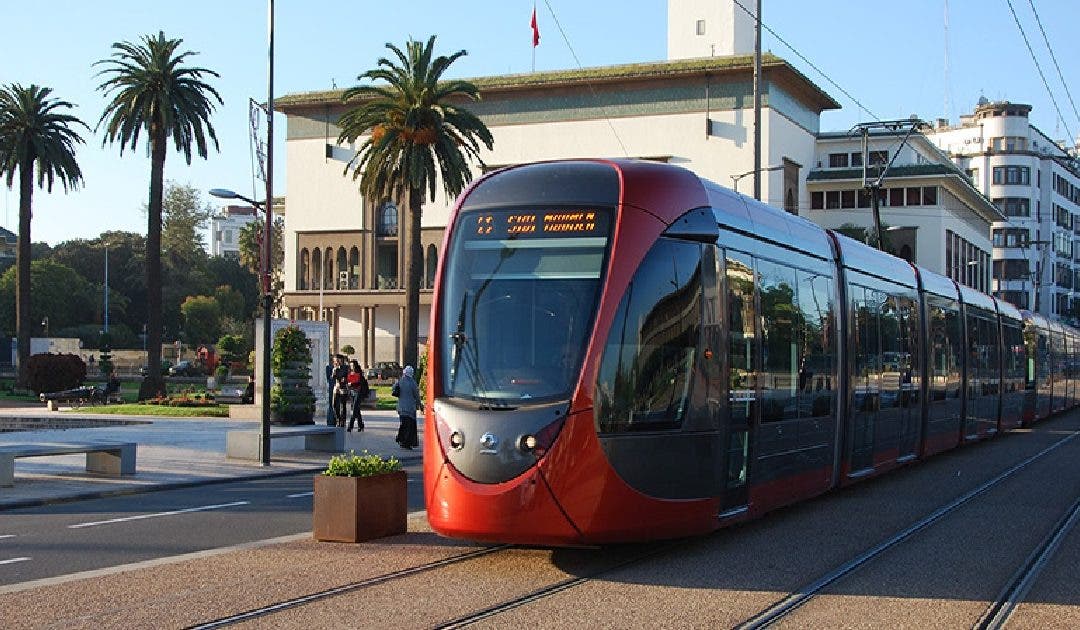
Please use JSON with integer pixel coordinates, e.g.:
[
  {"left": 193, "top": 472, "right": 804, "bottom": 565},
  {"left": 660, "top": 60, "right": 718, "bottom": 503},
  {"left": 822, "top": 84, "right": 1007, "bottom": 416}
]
[
  {"left": 1025, "top": 0, "right": 1080, "bottom": 133},
  {"left": 540, "top": 0, "right": 630, "bottom": 159},
  {"left": 1005, "top": 0, "right": 1074, "bottom": 144},
  {"left": 730, "top": 0, "right": 881, "bottom": 122}
]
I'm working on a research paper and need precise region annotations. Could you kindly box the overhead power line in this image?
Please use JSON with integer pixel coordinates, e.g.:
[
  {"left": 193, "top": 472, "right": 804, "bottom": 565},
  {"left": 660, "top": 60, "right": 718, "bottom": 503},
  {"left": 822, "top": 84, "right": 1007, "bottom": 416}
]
[
  {"left": 731, "top": 0, "right": 880, "bottom": 121},
  {"left": 1026, "top": 0, "right": 1080, "bottom": 133},
  {"left": 1005, "top": 0, "right": 1074, "bottom": 144},
  {"left": 540, "top": 0, "right": 629, "bottom": 158}
]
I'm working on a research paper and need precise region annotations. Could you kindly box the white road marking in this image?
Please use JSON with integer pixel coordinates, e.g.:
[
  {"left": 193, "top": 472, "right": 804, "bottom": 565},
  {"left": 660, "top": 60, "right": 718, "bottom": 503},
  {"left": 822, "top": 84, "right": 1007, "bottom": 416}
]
[
  {"left": 286, "top": 492, "right": 313, "bottom": 498},
  {"left": 0, "top": 557, "right": 30, "bottom": 566},
  {"left": 0, "top": 535, "right": 15, "bottom": 540},
  {"left": 68, "top": 501, "right": 251, "bottom": 529}
]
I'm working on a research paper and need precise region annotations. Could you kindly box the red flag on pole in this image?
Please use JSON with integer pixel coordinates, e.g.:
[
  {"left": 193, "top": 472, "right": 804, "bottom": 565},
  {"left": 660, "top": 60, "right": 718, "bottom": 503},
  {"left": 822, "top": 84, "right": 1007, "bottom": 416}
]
[{"left": 531, "top": 7, "right": 540, "bottom": 47}]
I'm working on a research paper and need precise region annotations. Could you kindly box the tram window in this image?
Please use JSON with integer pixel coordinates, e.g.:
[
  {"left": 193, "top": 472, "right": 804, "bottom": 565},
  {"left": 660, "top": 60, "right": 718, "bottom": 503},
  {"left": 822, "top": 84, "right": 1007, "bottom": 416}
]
[
  {"left": 727, "top": 252, "right": 756, "bottom": 424},
  {"left": 796, "top": 268, "right": 835, "bottom": 419},
  {"left": 758, "top": 259, "right": 799, "bottom": 422},
  {"left": 596, "top": 238, "right": 703, "bottom": 433}
]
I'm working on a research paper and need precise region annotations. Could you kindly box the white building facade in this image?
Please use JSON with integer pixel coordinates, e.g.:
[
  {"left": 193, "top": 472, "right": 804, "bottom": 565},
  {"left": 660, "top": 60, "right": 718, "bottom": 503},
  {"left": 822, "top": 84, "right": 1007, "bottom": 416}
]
[
  {"left": 928, "top": 100, "right": 1080, "bottom": 319},
  {"left": 210, "top": 205, "right": 259, "bottom": 259},
  {"left": 805, "top": 130, "right": 1001, "bottom": 291},
  {"left": 277, "top": 64, "right": 836, "bottom": 363}
]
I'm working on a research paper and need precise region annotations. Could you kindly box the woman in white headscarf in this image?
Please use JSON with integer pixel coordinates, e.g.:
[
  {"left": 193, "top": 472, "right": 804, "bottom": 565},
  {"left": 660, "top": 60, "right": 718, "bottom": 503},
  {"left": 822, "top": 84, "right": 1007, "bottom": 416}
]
[{"left": 394, "top": 365, "right": 421, "bottom": 449}]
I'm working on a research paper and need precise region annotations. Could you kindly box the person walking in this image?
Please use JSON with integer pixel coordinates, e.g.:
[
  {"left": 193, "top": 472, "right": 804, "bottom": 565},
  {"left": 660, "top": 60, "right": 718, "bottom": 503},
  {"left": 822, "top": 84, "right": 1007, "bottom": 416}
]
[
  {"left": 331, "top": 354, "right": 350, "bottom": 427},
  {"left": 324, "top": 355, "right": 336, "bottom": 426},
  {"left": 347, "top": 359, "right": 369, "bottom": 432},
  {"left": 394, "top": 365, "right": 421, "bottom": 450}
]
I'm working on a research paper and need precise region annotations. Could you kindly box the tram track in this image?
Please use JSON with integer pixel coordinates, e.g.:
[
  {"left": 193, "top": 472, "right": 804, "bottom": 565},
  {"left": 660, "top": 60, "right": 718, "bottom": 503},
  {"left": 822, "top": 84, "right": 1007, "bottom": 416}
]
[
  {"left": 183, "top": 424, "right": 1080, "bottom": 629},
  {"left": 187, "top": 545, "right": 511, "bottom": 629},
  {"left": 737, "top": 427, "right": 1080, "bottom": 629}
]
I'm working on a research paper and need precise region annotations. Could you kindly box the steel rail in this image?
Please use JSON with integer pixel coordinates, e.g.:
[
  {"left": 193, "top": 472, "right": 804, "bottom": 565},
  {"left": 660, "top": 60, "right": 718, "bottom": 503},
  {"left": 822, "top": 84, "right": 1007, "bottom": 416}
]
[{"left": 736, "top": 429, "right": 1079, "bottom": 629}]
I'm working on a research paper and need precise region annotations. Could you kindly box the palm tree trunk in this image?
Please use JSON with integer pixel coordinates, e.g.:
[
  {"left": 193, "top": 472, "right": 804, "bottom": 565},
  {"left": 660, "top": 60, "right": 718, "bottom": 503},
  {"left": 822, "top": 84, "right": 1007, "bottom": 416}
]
[
  {"left": 15, "top": 156, "right": 33, "bottom": 388},
  {"left": 138, "top": 124, "right": 167, "bottom": 400},
  {"left": 402, "top": 187, "right": 423, "bottom": 368}
]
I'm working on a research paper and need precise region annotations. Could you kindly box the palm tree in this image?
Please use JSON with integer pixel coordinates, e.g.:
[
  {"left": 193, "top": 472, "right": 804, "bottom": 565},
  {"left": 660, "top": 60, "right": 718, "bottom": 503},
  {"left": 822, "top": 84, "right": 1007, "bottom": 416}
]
[
  {"left": 338, "top": 35, "right": 493, "bottom": 368},
  {"left": 0, "top": 84, "right": 87, "bottom": 386},
  {"left": 95, "top": 31, "right": 222, "bottom": 399}
]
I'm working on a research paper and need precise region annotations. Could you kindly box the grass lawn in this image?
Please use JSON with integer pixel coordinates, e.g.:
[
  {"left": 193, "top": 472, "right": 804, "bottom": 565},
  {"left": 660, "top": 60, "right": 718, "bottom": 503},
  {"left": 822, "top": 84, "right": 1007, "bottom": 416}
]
[{"left": 67, "top": 403, "right": 230, "bottom": 417}]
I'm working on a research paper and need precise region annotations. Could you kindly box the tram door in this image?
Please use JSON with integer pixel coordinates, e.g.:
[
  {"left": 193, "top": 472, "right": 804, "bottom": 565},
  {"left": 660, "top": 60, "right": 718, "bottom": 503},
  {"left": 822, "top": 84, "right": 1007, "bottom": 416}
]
[{"left": 721, "top": 250, "right": 754, "bottom": 512}]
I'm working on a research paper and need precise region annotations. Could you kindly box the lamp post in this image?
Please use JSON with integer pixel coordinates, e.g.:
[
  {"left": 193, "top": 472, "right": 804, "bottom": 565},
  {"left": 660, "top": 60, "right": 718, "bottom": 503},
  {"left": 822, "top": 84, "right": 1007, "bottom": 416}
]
[
  {"left": 210, "top": 187, "right": 271, "bottom": 466},
  {"left": 205, "top": 0, "right": 275, "bottom": 465},
  {"left": 731, "top": 164, "right": 785, "bottom": 194}
]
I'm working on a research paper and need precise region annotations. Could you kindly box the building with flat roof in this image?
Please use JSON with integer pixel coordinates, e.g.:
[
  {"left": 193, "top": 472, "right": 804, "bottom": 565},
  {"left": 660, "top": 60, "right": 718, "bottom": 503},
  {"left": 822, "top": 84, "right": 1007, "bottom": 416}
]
[
  {"left": 927, "top": 99, "right": 1080, "bottom": 319},
  {"left": 210, "top": 205, "right": 258, "bottom": 259},
  {"left": 806, "top": 128, "right": 1002, "bottom": 292},
  {"left": 277, "top": 51, "right": 838, "bottom": 364}
]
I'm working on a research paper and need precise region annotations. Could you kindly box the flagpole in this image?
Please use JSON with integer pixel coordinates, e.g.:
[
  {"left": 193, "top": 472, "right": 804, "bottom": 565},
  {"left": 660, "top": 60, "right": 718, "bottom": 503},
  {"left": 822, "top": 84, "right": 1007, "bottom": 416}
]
[{"left": 531, "top": 1, "right": 536, "bottom": 72}]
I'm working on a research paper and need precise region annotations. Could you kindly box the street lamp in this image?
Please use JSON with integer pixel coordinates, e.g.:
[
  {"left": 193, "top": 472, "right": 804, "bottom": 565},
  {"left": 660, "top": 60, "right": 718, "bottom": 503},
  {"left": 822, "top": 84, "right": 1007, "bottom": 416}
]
[
  {"left": 731, "top": 164, "right": 785, "bottom": 194},
  {"left": 210, "top": 186, "right": 272, "bottom": 466}
]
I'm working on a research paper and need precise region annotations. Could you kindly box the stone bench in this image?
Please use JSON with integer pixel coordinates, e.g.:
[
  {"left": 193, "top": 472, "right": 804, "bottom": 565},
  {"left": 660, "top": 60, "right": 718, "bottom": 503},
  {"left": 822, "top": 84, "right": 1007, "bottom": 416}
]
[
  {"left": 225, "top": 426, "right": 345, "bottom": 460},
  {"left": 0, "top": 442, "right": 137, "bottom": 487}
]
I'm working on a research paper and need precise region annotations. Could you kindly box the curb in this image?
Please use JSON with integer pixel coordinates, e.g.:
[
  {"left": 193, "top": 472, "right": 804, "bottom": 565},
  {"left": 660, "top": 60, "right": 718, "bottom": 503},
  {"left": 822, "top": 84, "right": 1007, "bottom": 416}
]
[{"left": 0, "top": 454, "right": 423, "bottom": 512}]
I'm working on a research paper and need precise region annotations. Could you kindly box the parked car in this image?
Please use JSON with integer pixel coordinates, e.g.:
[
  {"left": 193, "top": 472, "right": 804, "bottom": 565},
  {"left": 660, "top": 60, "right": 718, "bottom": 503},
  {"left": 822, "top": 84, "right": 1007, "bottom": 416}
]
[
  {"left": 168, "top": 360, "right": 204, "bottom": 376},
  {"left": 366, "top": 361, "right": 403, "bottom": 381}
]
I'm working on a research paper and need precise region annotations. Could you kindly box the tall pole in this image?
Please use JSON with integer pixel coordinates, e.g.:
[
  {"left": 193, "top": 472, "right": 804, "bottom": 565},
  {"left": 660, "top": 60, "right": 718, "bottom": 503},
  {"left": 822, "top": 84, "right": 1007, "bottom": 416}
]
[
  {"left": 103, "top": 247, "right": 109, "bottom": 333},
  {"left": 752, "top": 0, "right": 762, "bottom": 201},
  {"left": 260, "top": 0, "right": 275, "bottom": 466}
]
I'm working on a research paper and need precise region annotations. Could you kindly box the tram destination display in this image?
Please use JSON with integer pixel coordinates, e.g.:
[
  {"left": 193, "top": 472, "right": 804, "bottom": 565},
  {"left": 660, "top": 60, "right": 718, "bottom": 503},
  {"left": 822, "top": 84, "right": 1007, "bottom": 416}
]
[{"left": 469, "top": 209, "right": 610, "bottom": 239}]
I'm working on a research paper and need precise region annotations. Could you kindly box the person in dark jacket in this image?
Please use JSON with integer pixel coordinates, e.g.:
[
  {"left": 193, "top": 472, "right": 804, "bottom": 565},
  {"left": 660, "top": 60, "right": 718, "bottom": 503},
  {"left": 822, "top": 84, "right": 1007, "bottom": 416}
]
[
  {"left": 331, "top": 354, "right": 350, "bottom": 427},
  {"left": 347, "top": 359, "right": 369, "bottom": 432},
  {"left": 394, "top": 365, "right": 421, "bottom": 449}
]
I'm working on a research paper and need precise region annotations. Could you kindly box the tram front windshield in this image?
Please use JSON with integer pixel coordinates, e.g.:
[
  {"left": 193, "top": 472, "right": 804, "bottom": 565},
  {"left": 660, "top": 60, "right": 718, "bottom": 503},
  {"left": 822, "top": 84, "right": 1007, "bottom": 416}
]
[{"left": 440, "top": 208, "right": 612, "bottom": 405}]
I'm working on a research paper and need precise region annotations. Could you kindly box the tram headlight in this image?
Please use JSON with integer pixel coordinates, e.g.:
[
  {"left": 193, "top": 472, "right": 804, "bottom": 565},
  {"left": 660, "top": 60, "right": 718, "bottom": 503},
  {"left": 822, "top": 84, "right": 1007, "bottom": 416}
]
[
  {"left": 449, "top": 430, "right": 465, "bottom": 450},
  {"left": 518, "top": 434, "right": 538, "bottom": 452}
]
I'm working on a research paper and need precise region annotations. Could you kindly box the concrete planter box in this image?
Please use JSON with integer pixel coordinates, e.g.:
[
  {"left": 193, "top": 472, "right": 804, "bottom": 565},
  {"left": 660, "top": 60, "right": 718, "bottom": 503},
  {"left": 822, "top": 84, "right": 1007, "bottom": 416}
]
[{"left": 312, "top": 470, "right": 407, "bottom": 543}]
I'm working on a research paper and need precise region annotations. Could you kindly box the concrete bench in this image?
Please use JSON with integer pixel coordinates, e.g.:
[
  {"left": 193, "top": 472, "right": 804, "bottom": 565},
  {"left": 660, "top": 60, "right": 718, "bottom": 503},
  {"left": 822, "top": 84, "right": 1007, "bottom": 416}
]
[
  {"left": 0, "top": 442, "right": 137, "bottom": 487},
  {"left": 225, "top": 426, "right": 345, "bottom": 460}
]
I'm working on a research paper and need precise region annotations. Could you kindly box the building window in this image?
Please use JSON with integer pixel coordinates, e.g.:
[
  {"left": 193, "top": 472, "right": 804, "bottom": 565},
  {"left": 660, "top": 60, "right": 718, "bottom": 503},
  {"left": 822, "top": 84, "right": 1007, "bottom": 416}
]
[
  {"left": 377, "top": 201, "right": 398, "bottom": 237},
  {"left": 425, "top": 244, "right": 438, "bottom": 289},
  {"left": 868, "top": 150, "right": 888, "bottom": 166},
  {"left": 850, "top": 152, "right": 863, "bottom": 167},
  {"left": 965, "top": 167, "right": 979, "bottom": 182},
  {"left": 811, "top": 191, "right": 824, "bottom": 210},
  {"left": 696, "top": 19, "right": 705, "bottom": 35},
  {"left": 828, "top": 153, "right": 849, "bottom": 168},
  {"left": 841, "top": 189, "right": 856, "bottom": 209},
  {"left": 349, "top": 247, "right": 360, "bottom": 289},
  {"left": 922, "top": 186, "right": 938, "bottom": 205},
  {"left": 311, "top": 249, "right": 322, "bottom": 289},
  {"left": 992, "top": 166, "right": 1030, "bottom": 185},
  {"left": 993, "top": 197, "right": 1031, "bottom": 217},
  {"left": 299, "top": 249, "right": 310, "bottom": 290}
]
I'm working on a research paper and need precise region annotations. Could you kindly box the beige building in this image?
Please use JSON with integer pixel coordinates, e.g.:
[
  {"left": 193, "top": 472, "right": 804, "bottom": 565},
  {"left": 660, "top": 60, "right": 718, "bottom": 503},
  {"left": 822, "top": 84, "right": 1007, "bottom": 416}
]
[{"left": 274, "top": 1, "right": 838, "bottom": 364}]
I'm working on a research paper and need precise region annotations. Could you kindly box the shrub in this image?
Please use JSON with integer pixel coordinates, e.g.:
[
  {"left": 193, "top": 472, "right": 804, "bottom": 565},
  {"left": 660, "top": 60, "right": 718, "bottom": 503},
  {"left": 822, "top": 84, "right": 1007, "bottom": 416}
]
[
  {"left": 26, "top": 353, "right": 87, "bottom": 395},
  {"left": 340, "top": 344, "right": 355, "bottom": 356},
  {"left": 322, "top": 450, "right": 401, "bottom": 477}
]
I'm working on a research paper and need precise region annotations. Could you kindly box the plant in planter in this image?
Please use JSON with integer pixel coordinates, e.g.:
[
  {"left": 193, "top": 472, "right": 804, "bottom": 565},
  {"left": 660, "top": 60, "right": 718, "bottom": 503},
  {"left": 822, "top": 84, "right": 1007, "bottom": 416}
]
[
  {"left": 269, "top": 326, "right": 317, "bottom": 425},
  {"left": 313, "top": 450, "right": 407, "bottom": 543}
]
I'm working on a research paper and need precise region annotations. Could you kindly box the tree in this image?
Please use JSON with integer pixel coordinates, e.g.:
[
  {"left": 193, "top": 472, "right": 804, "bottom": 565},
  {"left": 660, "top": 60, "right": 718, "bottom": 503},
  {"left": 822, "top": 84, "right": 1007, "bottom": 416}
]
[
  {"left": 160, "top": 181, "right": 213, "bottom": 267},
  {"left": 96, "top": 32, "right": 222, "bottom": 399},
  {"left": 338, "top": 36, "right": 492, "bottom": 368},
  {"left": 180, "top": 295, "right": 221, "bottom": 345},
  {"left": 237, "top": 216, "right": 283, "bottom": 310},
  {"left": 0, "top": 260, "right": 96, "bottom": 336},
  {"left": 0, "top": 84, "right": 87, "bottom": 385},
  {"left": 205, "top": 256, "right": 259, "bottom": 320}
]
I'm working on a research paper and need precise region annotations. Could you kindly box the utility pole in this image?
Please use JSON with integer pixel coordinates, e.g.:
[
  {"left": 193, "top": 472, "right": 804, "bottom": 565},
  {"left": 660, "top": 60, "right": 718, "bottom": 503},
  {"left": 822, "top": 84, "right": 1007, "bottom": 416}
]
[
  {"left": 752, "top": 0, "right": 762, "bottom": 201},
  {"left": 851, "top": 118, "right": 930, "bottom": 250}
]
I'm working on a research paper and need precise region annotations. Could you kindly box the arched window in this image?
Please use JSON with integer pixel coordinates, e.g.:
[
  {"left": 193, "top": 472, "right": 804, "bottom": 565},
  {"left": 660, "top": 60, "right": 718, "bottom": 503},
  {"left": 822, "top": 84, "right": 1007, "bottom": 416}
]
[
  {"left": 324, "top": 247, "right": 334, "bottom": 289},
  {"left": 336, "top": 247, "right": 348, "bottom": 289},
  {"left": 311, "top": 249, "right": 322, "bottom": 289},
  {"left": 377, "top": 201, "right": 398, "bottom": 237},
  {"left": 349, "top": 247, "right": 360, "bottom": 289},
  {"left": 299, "top": 248, "right": 310, "bottom": 290},
  {"left": 425, "top": 244, "right": 438, "bottom": 288}
]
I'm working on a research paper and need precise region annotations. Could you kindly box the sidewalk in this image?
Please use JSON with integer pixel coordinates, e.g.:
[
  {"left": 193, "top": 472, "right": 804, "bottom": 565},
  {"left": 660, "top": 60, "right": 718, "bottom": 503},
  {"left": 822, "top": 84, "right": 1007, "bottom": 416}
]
[{"left": 0, "top": 404, "right": 417, "bottom": 510}]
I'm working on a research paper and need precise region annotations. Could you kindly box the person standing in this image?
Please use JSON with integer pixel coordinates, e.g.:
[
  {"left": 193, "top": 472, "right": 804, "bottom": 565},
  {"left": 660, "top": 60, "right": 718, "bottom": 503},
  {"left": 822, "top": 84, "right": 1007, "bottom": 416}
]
[
  {"left": 394, "top": 365, "right": 421, "bottom": 449},
  {"left": 324, "top": 355, "right": 336, "bottom": 426},
  {"left": 347, "top": 359, "right": 369, "bottom": 432},
  {"left": 331, "top": 354, "right": 350, "bottom": 427}
]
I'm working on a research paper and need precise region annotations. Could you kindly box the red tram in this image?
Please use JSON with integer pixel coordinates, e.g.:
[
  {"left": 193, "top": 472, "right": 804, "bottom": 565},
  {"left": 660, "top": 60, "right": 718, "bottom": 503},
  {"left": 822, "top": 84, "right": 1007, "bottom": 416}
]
[{"left": 422, "top": 159, "right": 1080, "bottom": 546}]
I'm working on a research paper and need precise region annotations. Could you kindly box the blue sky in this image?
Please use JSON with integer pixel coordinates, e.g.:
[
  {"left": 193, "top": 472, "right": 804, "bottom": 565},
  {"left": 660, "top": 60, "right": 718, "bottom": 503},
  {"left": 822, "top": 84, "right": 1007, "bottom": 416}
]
[{"left": 2, "top": 0, "right": 1078, "bottom": 245}]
